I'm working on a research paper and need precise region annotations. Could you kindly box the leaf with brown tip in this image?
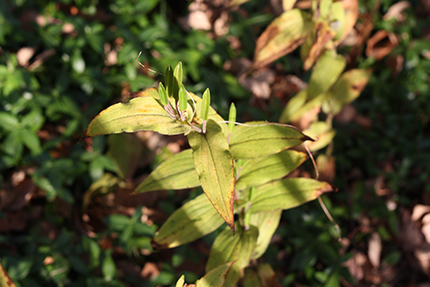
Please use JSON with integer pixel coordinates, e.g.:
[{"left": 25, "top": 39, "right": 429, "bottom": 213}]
[{"left": 253, "top": 9, "right": 314, "bottom": 70}]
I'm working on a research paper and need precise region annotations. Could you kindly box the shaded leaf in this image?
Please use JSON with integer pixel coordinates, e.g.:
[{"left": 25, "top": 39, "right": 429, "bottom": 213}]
[
  {"left": 188, "top": 120, "right": 235, "bottom": 232},
  {"left": 244, "top": 268, "right": 262, "bottom": 287},
  {"left": 236, "top": 150, "right": 307, "bottom": 191},
  {"left": 206, "top": 225, "right": 258, "bottom": 287},
  {"left": 229, "top": 122, "right": 313, "bottom": 159},
  {"left": 82, "top": 173, "right": 121, "bottom": 210},
  {"left": 197, "top": 262, "right": 234, "bottom": 287},
  {"left": 107, "top": 133, "right": 143, "bottom": 180},
  {"left": 307, "top": 51, "right": 346, "bottom": 100},
  {"left": 253, "top": 9, "right": 314, "bottom": 69},
  {"left": 302, "top": 121, "right": 336, "bottom": 152},
  {"left": 322, "top": 69, "right": 372, "bottom": 115},
  {"left": 250, "top": 178, "right": 335, "bottom": 213},
  {"left": 250, "top": 210, "right": 282, "bottom": 259},
  {"left": 84, "top": 89, "right": 191, "bottom": 137},
  {"left": 257, "top": 263, "right": 282, "bottom": 287},
  {"left": 152, "top": 193, "right": 224, "bottom": 249},
  {"left": 135, "top": 149, "right": 200, "bottom": 193}
]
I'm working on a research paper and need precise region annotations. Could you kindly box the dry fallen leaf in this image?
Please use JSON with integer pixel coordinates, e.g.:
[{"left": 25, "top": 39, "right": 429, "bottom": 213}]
[
  {"left": 383, "top": 1, "right": 411, "bottom": 22},
  {"left": 368, "top": 232, "right": 382, "bottom": 268},
  {"left": 335, "top": 0, "right": 359, "bottom": 45},
  {"left": 366, "top": 30, "right": 398, "bottom": 60},
  {"left": 17, "top": 47, "right": 36, "bottom": 67}
]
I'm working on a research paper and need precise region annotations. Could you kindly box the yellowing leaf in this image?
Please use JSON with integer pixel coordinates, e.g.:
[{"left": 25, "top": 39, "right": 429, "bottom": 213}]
[
  {"left": 84, "top": 89, "right": 191, "bottom": 137},
  {"left": 206, "top": 225, "right": 258, "bottom": 287},
  {"left": 302, "top": 121, "right": 336, "bottom": 151},
  {"left": 0, "top": 261, "right": 17, "bottom": 287},
  {"left": 250, "top": 210, "right": 282, "bottom": 259},
  {"left": 152, "top": 193, "right": 224, "bottom": 249},
  {"left": 282, "top": 0, "right": 297, "bottom": 11},
  {"left": 257, "top": 263, "right": 282, "bottom": 287},
  {"left": 236, "top": 150, "right": 307, "bottom": 191},
  {"left": 244, "top": 268, "right": 262, "bottom": 287},
  {"left": 322, "top": 68, "right": 372, "bottom": 115},
  {"left": 250, "top": 178, "right": 335, "bottom": 213},
  {"left": 307, "top": 51, "right": 346, "bottom": 100},
  {"left": 229, "top": 122, "right": 313, "bottom": 159},
  {"left": 197, "top": 262, "right": 234, "bottom": 287},
  {"left": 175, "top": 275, "right": 185, "bottom": 287},
  {"left": 253, "top": 9, "right": 314, "bottom": 69},
  {"left": 135, "top": 149, "right": 200, "bottom": 193},
  {"left": 188, "top": 120, "right": 235, "bottom": 232}
]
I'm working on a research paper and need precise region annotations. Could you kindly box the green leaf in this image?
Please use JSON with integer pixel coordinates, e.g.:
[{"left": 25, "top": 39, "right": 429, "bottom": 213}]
[
  {"left": 152, "top": 193, "right": 224, "bottom": 249},
  {"left": 20, "top": 128, "right": 42, "bottom": 155},
  {"left": 278, "top": 89, "right": 307, "bottom": 123},
  {"left": 228, "top": 122, "right": 313, "bottom": 159},
  {"left": 253, "top": 9, "right": 314, "bottom": 69},
  {"left": 235, "top": 150, "right": 307, "bottom": 191},
  {"left": 102, "top": 250, "right": 117, "bottom": 282},
  {"left": 187, "top": 120, "right": 235, "bottom": 232},
  {"left": 250, "top": 210, "right": 282, "bottom": 259},
  {"left": 165, "top": 65, "right": 174, "bottom": 98},
  {"left": 330, "top": 2, "right": 345, "bottom": 41},
  {"left": 201, "top": 88, "right": 211, "bottom": 121},
  {"left": 206, "top": 225, "right": 258, "bottom": 287},
  {"left": 228, "top": 103, "right": 236, "bottom": 133},
  {"left": 178, "top": 84, "right": 188, "bottom": 112},
  {"left": 307, "top": 51, "right": 346, "bottom": 100},
  {"left": 0, "top": 112, "right": 19, "bottom": 132},
  {"left": 135, "top": 149, "right": 200, "bottom": 193},
  {"left": 302, "top": 121, "right": 336, "bottom": 152},
  {"left": 158, "top": 82, "right": 168, "bottom": 105},
  {"left": 84, "top": 88, "right": 191, "bottom": 137},
  {"left": 175, "top": 275, "right": 185, "bottom": 287},
  {"left": 322, "top": 68, "right": 372, "bottom": 115},
  {"left": 173, "top": 62, "right": 183, "bottom": 100},
  {"left": 250, "top": 178, "right": 335, "bottom": 213},
  {"left": 197, "top": 262, "right": 234, "bottom": 287},
  {"left": 0, "top": 261, "right": 17, "bottom": 287}
]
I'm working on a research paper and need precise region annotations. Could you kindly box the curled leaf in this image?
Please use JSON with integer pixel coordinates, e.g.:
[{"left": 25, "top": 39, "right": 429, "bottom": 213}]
[{"left": 158, "top": 82, "right": 168, "bottom": 106}]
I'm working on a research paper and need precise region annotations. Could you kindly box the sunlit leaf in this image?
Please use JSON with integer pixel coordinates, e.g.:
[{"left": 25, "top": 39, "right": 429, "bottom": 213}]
[
  {"left": 307, "top": 51, "right": 346, "bottom": 100},
  {"left": 135, "top": 149, "right": 200, "bottom": 193},
  {"left": 84, "top": 88, "right": 191, "bottom": 137},
  {"left": 250, "top": 178, "right": 335, "bottom": 213},
  {"left": 175, "top": 275, "right": 185, "bottom": 287},
  {"left": 152, "top": 193, "right": 224, "bottom": 249},
  {"left": 0, "top": 261, "right": 17, "bottom": 287},
  {"left": 322, "top": 68, "right": 372, "bottom": 114},
  {"left": 229, "top": 122, "right": 313, "bottom": 159},
  {"left": 197, "top": 262, "right": 234, "bottom": 287},
  {"left": 302, "top": 121, "right": 336, "bottom": 151},
  {"left": 188, "top": 120, "right": 235, "bottom": 232},
  {"left": 254, "top": 9, "right": 314, "bottom": 69},
  {"left": 303, "top": 23, "right": 335, "bottom": 71},
  {"left": 250, "top": 210, "right": 282, "bottom": 259},
  {"left": 236, "top": 150, "right": 307, "bottom": 191},
  {"left": 206, "top": 225, "right": 258, "bottom": 287}
]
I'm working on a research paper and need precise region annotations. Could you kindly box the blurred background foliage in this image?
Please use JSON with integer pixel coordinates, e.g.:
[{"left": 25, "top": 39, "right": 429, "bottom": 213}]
[{"left": 0, "top": 0, "right": 429, "bottom": 286}]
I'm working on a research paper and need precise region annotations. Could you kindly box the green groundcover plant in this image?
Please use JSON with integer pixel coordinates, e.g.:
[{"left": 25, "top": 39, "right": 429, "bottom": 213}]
[{"left": 83, "top": 60, "right": 336, "bottom": 286}]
